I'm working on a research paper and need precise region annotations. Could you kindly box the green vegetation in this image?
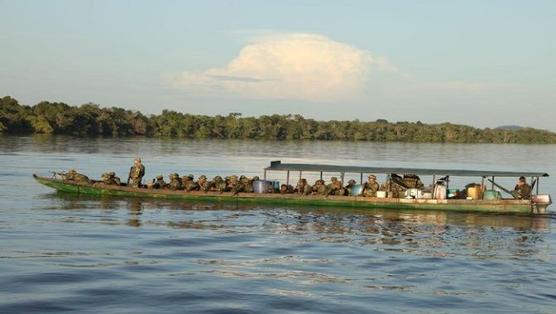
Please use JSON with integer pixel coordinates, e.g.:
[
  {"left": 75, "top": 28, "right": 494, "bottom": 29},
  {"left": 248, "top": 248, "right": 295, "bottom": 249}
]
[{"left": 2, "top": 96, "right": 555, "bottom": 143}]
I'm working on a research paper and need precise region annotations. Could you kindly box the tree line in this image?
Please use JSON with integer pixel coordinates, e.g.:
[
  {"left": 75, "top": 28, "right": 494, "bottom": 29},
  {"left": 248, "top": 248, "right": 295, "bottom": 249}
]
[{"left": 1, "top": 96, "right": 555, "bottom": 143}]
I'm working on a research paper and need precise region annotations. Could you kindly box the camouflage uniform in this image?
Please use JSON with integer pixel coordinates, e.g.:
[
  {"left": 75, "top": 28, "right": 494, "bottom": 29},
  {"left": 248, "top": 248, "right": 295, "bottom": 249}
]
[
  {"left": 128, "top": 159, "right": 145, "bottom": 188},
  {"left": 513, "top": 177, "right": 532, "bottom": 199},
  {"left": 152, "top": 175, "right": 166, "bottom": 189},
  {"left": 363, "top": 175, "right": 379, "bottom": 197},
  {"left": 66, "top": 169, "right": 91, "bottom": 184},
  {"left": 295, "top": 179, "right": 312, "bottom": 195},
  {"left": 211, "top": 176, "right": 226, "bottom": 193},
  {"left": 168, "top": 173, "right": 183, "bottom": 190},
  {"left": 312, "top": 179, "right": 327, "bottom": 195},
  {"left": 197, "top": 175, "right": 210, "bottom": 192},
  {"left": 182, "top": 174, "right": 199, "bottom": 192},
  {"left": 326, "top": 177, "right": 345, "bottom": 196},
  {"left": 100, "top": 172, "right": 121, "bottom": 186},
  {"left": 233, "top": 175, "right": 254, "bottom": 194},
  {"left": 225, "top": 175, "right": 239, "bottom": 192}
]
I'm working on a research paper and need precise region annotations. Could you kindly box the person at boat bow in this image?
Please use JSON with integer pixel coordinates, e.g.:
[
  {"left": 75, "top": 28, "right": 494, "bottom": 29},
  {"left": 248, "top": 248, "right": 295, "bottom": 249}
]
[
  {"left": 127, "top": 158, "right": 145, "bottom": 188},
  {"left": 513, "top": 176, "right": 532, "bottom": 199}
]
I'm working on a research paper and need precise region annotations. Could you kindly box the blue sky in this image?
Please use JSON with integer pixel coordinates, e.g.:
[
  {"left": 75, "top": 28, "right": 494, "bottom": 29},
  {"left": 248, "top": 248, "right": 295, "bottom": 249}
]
[{"left": 1, "top": 0, "right": 554, "bottom": 129}]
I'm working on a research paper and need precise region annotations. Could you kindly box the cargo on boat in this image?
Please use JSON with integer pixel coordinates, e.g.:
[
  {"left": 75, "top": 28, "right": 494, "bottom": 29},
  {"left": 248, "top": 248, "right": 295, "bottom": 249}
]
[{"left": 33, "top": 161, "right": 552, "bottom": 214}]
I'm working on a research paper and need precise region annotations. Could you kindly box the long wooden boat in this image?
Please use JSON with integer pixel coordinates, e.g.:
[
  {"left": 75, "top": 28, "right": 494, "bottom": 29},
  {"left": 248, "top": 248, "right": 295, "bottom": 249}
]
[{"left": 33, "top": 161, "right": 552, "bottom": 214}]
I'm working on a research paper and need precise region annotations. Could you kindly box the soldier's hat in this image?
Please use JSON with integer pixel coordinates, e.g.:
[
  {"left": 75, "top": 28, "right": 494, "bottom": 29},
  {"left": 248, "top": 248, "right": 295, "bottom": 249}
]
[
  {"left": 107, "top": 171, "right": 115, "bottom": 177},
  {"left": 331, "top": 177, "right": 338, "bottom": 181},
  {"left": 214, "top": 175, "right": 223, "bottom": 181},
  {"left": 368, "top": 174, "right": 377, "bottom": 180},
  {"left": 188, "top": 174, "right": 194, "bottom": 179},
  {"left": 252, "top": 176, "right": 260, "bottom": 181},
  {"left": 170, "top": 173, "right": 179, "bottom": 178},
  {"left": 198, "top": 175, "right": 207, "bottom": 180},
  {"left": 156, "top": 175, "right": 163, "bottom": 180}
]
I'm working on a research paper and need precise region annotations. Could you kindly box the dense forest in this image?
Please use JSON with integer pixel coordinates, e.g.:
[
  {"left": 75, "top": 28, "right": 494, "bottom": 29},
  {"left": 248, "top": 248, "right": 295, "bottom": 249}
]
[{"left": 1, "top": 96, "right": 555, "bottom": 143}]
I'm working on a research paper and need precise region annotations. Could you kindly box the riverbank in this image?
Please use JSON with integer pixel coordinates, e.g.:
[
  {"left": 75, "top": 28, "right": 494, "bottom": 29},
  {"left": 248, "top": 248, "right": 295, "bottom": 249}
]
[{"left": 2, "top": 96, "right": 556, "bottom": 143}]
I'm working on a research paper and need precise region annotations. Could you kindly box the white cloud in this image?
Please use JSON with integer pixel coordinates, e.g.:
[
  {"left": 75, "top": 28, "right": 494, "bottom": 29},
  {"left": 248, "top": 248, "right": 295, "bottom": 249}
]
[{"left": 174, "top": 33, "right": 390, "bottom": 102}]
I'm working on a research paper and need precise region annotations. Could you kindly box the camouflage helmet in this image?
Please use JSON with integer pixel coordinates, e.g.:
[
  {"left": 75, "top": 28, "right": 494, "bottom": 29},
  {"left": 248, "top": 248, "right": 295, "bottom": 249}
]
[
  {"left": 213, "top": 175, "right": 223, "bottom": 182},
  {"left": 187, "top": 174, "right": 194, "bottom": 180},
  {"left": 330, "top": 177, "right": 338, "bottom": 182},
  {"left": 156, "top": 175, "right": 164, "bottom": 180},
  {"left": 68, "top": 169, "right": 77, "bottom": 174},
  {"left": 252, "top": 176, "right": 260, "bottom": 181},
  {"left": 170, "top": 173, "right": 179, "bottom": 179},
  {"left": 368, "top": 174, "right": 377, "bottom": 180},
  {"left": 198, "top": 175, "right": 207, "bottom": 180}
]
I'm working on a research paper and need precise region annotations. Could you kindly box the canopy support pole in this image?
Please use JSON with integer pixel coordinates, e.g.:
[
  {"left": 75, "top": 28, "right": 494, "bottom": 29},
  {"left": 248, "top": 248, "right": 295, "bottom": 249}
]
[
  {"left": 481, "top": 176, "right": 485, "bottom": 199},
  {"left": 360, "top": 173, "right": 363, "bottom": 184},
  {"left": 491, "top": 176, "right": 495, "bottom": 190},
  {"left": 320, "top": 171, "right": 323, "bottom": 180},
  {"left": 340, "top": 172, "right": 345, "bottom": 185},
  {"left": 432, "top": 175, "right": 436, "bottom": 187},
  {"left": 264, "top": 170, "right": 267, "bottom": 180},
  {"left": 299, "top": 171, "right": 302, "bottom": 181},
  {"left": 536, "top": 177, "right": 540, "bottom": 195},
  {"left": 286, "top": 170, "right": 290, "bottom": 186}
]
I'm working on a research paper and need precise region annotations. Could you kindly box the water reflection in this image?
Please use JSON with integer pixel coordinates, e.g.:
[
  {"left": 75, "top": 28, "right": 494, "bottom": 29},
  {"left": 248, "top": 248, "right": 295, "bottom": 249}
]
[{"left": 40, "top": 192, "right": 551, "bottom": 261}]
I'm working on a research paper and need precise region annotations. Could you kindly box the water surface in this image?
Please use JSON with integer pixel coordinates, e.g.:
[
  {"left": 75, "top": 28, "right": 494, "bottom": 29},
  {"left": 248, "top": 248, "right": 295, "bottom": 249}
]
[{"left": 1, "top": 136, "right": 555, "bottom": 313}]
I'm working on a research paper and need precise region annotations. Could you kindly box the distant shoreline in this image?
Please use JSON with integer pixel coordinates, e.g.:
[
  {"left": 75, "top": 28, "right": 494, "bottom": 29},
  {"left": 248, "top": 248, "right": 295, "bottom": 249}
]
[{"left": 2, "top": 96, "right": 556, "bottom": 144}]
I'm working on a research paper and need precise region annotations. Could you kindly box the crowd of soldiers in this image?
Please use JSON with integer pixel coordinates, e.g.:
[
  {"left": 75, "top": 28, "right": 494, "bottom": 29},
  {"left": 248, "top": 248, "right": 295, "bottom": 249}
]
[{"left": 62, "top": 158, "right": 533, "bottom": 200}]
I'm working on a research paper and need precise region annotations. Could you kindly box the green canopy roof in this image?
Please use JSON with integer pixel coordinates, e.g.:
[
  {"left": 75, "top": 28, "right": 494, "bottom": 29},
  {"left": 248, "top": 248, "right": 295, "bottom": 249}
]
[{"left": 264, "top": 161, "right": 549, "bottom": 178}]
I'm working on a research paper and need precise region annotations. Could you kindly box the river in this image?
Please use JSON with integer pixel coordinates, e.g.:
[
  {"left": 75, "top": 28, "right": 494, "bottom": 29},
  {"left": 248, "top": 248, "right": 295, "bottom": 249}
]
[{"left": 1, "top": 136, "right": 555, "bottom": 313}]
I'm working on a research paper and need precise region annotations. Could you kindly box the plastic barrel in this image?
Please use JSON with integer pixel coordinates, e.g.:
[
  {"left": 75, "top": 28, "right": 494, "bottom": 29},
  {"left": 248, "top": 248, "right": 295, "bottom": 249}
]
[
  {"left": 253, "top": 180, "right": 271, "bottom": 194},
  {"left": 483, "top": 190, "right": 501, "bottom": 200},
  {"left": 351, "top": 184, "right": 364, "bottom": 196}
]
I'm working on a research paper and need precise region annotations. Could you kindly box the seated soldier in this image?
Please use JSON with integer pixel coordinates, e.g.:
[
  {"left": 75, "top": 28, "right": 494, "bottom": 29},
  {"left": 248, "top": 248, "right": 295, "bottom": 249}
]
[
  {"left": 182, "top": 174, "right": 199, "bottom": 192},
  {"left": 312, "top": 179, "right": 327, "bottom": 195},
  {"left": 326, "top": 177, "right": 345, "bottom": 196},
  {"left": 100, "top": 172, "right": 121, "bottom": 186},
  {"left": 168, "top": 173, "right": 183, "bottom": 190},
  {"left": 225, "top": 175, "right": 239, "bottom": 192},
  {"left": 65, "top": 169, "right": 92, "bottom": 184},
  {"left": 513, "top": 176, "right": 532, "bottom": 199},
  {"left": 197, "top": 175, "right": 210, "bottom": 192},
  {"left": 295, "top": 178, "right": 312, "bottom": 195},
  {"left": 280, "top": 184, "right": 294, "bottom": 194},
  {"left": 233, "top": 175, "right": 254, "bottom": 194},
  {"left": 209, "top": 176, "right": 226, "bottom": 193},
  {"left": 363, "top": 175, "right": 380, "bottom": 197},
  {"left": 151, "top": 175, "right": 166, "bottom": 189}
]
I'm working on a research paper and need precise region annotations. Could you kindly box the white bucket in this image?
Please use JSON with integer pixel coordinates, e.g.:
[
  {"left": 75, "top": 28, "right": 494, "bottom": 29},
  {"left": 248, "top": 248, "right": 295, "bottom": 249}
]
[{"left": 376, "top": 191, "right": 387, "bottom": 198}]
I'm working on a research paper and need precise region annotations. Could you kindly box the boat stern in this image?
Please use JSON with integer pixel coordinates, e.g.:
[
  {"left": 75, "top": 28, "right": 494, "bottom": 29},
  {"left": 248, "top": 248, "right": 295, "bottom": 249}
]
[{"left": 532, "top": 194, "right": 552, "bottom": 214}]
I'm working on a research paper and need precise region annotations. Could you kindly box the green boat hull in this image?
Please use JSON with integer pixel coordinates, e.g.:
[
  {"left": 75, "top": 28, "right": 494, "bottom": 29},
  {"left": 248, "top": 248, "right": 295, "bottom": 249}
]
[{"left": 33, "top": 175, "right": 539, "bottom": 214}]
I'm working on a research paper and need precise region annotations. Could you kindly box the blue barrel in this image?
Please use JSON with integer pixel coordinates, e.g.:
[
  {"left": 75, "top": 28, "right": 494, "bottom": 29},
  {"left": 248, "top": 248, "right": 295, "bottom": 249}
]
[
  {"left": 483, "top": 190, "right": 501, "bottom": 200},
  {"left": 350, "top": 184, "right": 364, "bottom": 196}
]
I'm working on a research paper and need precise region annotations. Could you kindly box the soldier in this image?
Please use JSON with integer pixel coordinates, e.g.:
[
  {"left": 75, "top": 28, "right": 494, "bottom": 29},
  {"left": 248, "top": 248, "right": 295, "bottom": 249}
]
[
  {"left": 233, "top": 175, "right": 254, "bottom": 195},
  {"left": 168, "top": 173, "right": 183, "bottom": 190},
  {"left": 225, "top": 175, "right": 239, "bottom": 192},
  {"left": 280, "top": 184, "right": 294, "bottom": 194},
  {"left": 197, "top": 175, "right": 210, "bottom": 192},
  {"left": 127, "top": 158, "right": 145, "bottom": 188},
  {"left": 211, "top": 176, "right": 226, "bottom": 193},
  {"left": 513, "top": 176, "right": 532, "bottom": 199},
  {"left": 100, "top": 172, "right": 121, "bottom": 186},
  {"left": 312, "top": 179, "right": 327, "bottom": 195},
  {"left": 326, "top": 177, "right": 345, "bottom": 196},
  {"left": 363, "top": 175, "right": 380, "bottom": 197},
  {"left": 295, "top": 178, "right": 312, "bottom": 195},
  {"left": 182, "top": 174, "right": 199, "bottom": 192},
  {"left": 66, "top": 169, "right": 91, "bottom": 184},
  {"left": 151, "top": 175, "right": 166, "bottom": 189}
]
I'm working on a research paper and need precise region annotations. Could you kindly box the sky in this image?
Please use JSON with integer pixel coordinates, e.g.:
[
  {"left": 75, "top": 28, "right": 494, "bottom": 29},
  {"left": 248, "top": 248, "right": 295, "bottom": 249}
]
[{"left": 1, "top": 0, "right": 555, "bottom": 130}]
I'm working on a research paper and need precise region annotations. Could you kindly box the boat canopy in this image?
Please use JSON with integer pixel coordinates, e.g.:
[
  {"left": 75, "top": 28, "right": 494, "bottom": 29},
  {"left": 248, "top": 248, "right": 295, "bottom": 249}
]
[{"left": 264, "top": 161, "right": 549, "bottom": 178}]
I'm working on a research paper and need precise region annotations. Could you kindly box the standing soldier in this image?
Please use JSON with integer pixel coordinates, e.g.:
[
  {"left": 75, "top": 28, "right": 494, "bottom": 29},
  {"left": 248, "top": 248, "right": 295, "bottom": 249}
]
[{"left": 127, "top": 158, "right": 145, "bottom": 188}]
